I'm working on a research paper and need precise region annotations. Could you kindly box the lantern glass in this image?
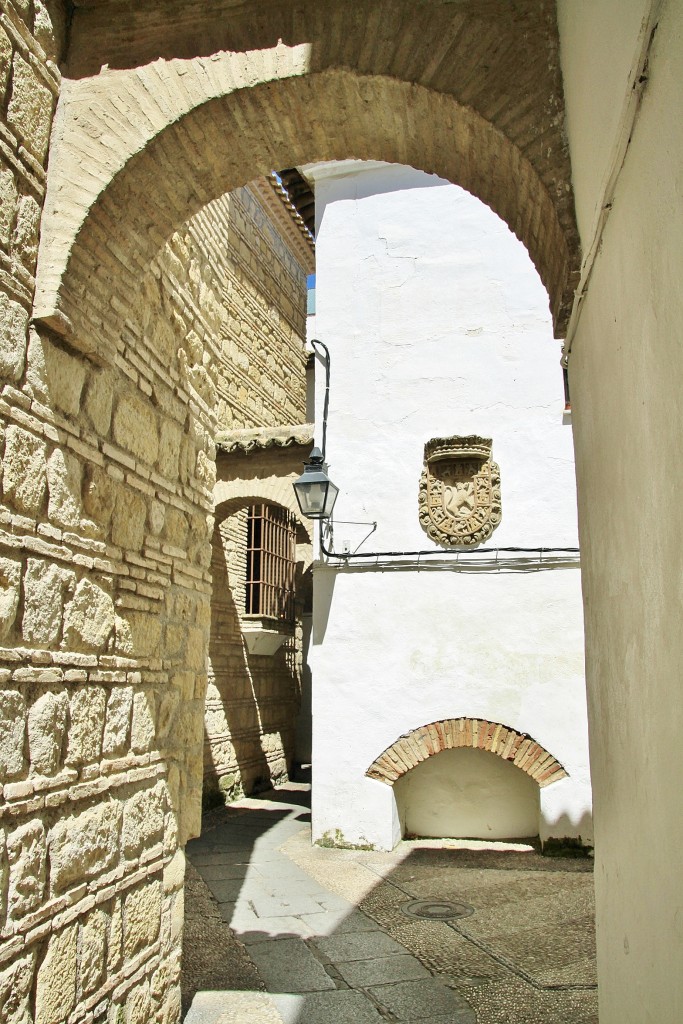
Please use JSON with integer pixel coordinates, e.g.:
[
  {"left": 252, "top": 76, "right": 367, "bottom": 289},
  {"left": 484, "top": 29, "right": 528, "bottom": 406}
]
[{"left": 293, "top": 448, "right": 339, "bottom": 520}]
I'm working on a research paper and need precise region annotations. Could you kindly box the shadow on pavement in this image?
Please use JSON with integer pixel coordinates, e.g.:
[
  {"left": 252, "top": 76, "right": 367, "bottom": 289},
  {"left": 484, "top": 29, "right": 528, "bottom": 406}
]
[{"left": 182, "top": 786, "right": 598, "bottom": 1024}]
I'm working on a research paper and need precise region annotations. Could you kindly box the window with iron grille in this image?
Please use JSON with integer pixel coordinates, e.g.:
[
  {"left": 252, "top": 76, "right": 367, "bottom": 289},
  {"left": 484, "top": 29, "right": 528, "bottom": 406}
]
[{"left": 245, "top": 504, "right": 297, "bottom": 623}]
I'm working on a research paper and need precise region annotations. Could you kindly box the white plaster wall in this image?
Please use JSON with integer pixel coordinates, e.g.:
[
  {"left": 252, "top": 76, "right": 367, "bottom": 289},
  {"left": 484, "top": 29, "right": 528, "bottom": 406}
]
[
  {"left": 306, "top": 162, "right": 591, "bottom": 851},
  {"left": 395, "top": 747, "right": 540, "bottom": 840},
  {"left": 558, "top": 2, "right": 683, "bottom": 1019}
]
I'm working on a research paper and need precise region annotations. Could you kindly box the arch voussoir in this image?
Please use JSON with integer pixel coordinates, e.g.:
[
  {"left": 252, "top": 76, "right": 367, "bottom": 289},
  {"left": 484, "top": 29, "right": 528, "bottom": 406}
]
[{"left": 366, "top": 718, "right": 568, "bottom": 788}]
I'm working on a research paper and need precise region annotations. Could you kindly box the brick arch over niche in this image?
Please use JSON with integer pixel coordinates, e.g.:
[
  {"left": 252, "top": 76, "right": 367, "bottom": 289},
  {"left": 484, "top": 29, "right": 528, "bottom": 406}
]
[
  {"left": 366, "top": 719, "right": 568, "bottom": 788},
  {"left": 37, "top": 49, "right": 580, "bottom": 357}
]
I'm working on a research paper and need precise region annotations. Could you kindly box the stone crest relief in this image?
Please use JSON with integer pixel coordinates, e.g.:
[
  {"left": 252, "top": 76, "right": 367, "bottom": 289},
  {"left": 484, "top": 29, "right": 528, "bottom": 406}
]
[{"left": 418, "top": 436, "right": 502, "bottom": 547}]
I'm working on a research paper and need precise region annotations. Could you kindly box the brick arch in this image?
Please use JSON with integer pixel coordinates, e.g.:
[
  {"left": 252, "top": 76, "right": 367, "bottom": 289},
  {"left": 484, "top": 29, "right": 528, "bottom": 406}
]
[
  {"left": 214, "top": 483, "right": 312, "bottom": 542},
  {"left": 37, "top": 62, "right": 579, "bottom": 357},
  {"left": 366, "top": 718, "right": 568, "bottom": 788}
]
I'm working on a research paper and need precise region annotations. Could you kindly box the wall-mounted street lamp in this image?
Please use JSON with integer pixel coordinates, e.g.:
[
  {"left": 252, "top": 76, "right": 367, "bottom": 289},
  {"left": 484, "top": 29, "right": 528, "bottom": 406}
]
[
  {"left": 293, "top": 338, "right": 339, "bottom": 521},
  {"left": 293, "top": 446, "right": 339, "bottom": 520}
]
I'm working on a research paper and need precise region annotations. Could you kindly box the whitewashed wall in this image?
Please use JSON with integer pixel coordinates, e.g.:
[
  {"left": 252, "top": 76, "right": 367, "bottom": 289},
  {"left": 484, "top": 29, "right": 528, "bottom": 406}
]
[
  {"left": 305, "top": 161, "right": 591, "bottom": 851},
  {"left": 558, "top": 2, "right": 683, "bottom": 1018}
]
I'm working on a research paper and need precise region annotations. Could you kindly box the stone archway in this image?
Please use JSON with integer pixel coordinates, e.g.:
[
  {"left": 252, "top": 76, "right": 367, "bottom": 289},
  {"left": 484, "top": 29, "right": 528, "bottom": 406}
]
[
  {"left": 3, "top": 4, "right": 585, "bottom": 1021},
  {"left": 366, "top": 718, "right": 568, "bottom": 787},
  {"left": 36, "top": 4, "right": 581, "bottom": 352}
]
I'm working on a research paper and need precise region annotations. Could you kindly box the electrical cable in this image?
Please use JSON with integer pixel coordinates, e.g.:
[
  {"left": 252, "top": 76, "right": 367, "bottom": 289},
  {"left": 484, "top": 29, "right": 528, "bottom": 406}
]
[{"left": 319, "top": 533, "right": 579, "bottom": 561}]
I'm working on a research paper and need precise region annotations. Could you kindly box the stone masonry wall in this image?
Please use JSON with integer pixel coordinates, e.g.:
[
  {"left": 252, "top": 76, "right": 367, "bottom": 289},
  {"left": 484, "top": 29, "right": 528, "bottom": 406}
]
[
  {"left": 0, "top": 1, "right": 308, "bottom": 1014},
  {"left": 0, "top": 163, "right": 307, "bottom": 1024},
  {"left": 0, "top": 19, "right": 305, "bottom": 1018},
  {"left": 207, "top": 442, "right": 314, "bottom": 806},
  {"left": 152, "top": 185, "right": 308, "bottom": 435},
  {"left": 204, "top": 505, "right": 302, "bottom": 804}
]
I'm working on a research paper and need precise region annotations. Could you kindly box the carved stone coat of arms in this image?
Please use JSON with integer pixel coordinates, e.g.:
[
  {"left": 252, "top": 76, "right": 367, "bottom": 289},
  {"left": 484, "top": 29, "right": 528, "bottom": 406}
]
[{"left": 418, "top": 436, "right": 502, "bottom": 547}]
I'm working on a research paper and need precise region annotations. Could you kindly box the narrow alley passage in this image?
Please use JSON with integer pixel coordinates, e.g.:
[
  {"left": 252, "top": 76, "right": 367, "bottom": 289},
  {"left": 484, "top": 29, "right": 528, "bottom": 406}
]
[{"left": 182, "top": 785, "right": 597, "bottom": 1024}]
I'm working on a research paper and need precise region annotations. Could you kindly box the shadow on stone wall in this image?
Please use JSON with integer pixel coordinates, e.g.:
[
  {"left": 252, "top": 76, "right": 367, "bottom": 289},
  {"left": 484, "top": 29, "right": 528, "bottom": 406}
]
[{"left": 205, "top": 518, "right": 272, "bottom": 803}]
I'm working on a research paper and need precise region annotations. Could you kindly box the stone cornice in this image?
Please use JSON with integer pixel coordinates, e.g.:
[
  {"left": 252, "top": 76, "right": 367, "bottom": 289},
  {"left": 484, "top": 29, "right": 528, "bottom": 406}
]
[{"left": 216, "top": 423, "right": 314, "bottom": 455}]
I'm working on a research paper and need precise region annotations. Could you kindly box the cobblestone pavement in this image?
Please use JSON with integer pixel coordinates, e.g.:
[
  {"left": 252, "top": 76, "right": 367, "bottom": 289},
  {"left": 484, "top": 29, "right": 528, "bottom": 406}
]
[{"left": 183, "top": 784, "right": 597, "bottom": 1024}]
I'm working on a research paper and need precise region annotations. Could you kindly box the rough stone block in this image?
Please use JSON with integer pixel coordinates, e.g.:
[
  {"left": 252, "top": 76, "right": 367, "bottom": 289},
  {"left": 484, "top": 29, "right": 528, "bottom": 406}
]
[
  {"left": 83, "top": 370, "right": 114, "bottom": 436},
  {"left": 158, "top": 420, "right": 182, "bottom": 479},
  {"left": 0, "top": 689, "right": 25, "bottom": 778},
  {"left": 125, "top": 980, "right": 152, "bottom": 1024},
  {"left": 3, "top": 424, "right": 47, "bottom": 516},
  {"left": 42, "top": 338, "right": 87, "bottom": 416},
  {"left": 130, "top": 690, "right": 156, "bottom": 753},
  {"left": 34, "top": 0, "right": 64, "bottom": 62},
  {"left": 164, "top": 623, "right": 185, "bottom": 658},
  {"left": 12, "top": 194, "right": 41, "bottom": 271},
  {"left": 7, "top": 820, "right": 46, "bottom": 919},
  {"left": 123, "top": 880, "right": 161, "bottom": 960},
  {"left": 0, "top": 25, "right": 11, "bottom": 98},
  {"left": 148, "top": 499, "right": 166, "bottom": 536},
  {"left": 112, "top": 394, "right": 159, "bottom": 465},
  {"left": 6, "top": 53, "right": 54, "bottom": 162},
  {"left": 170, "top": 887, "right": 184, "bottom": 942},
  {"left": 185, "top": 627, "right": 208, "bottom": 671},
  {"left": 23, "top": 558, "right": 75, "bottom": 646},
  {"left": 48, "top": 801, "right": 122, "bottom": 893},
  {"left": 65, "top": 685, "right": 106, "bottom": 766},
  {"left": 107, "top": 897, "right": 123, "bottom": 973},
  {"left": 35, "top": 925, "right": 77, "bottom": 1024},
  {"left": 0, "top": 293, "right": 28, "bottom": 383},
  {"left": 0, "top": 556, "right": 22, "bottom": 642},
  {"left": 62, "top": 578, "right": 115, "bottom": 651},
  {"left": 122, "top": 783, "right": 165, "bottom": 858},
  {"left": 102, "top": 685, "right": 133, "bottom": 756},
  {"left": 28, "top": 688, "right": 68, "bottom": 775},
  {"left": 0, "top": 167, "right": 17, "bottom": 249},
  {"left": 163, "top": 507, "right": 188, "bottom": 548},
  {"left": 196, "top": 448, "right": 216, "bottom": 488},
  {"left": 0, "top": 951, "right": 36, "bottom": 1024},
  {"left": 110, "top": 483, "right": 146, "bottom": 550},
  {"left": 47, "top": 448, "right": 83, "bottom": 529},
  {"left": 157, "top": 688, "right": 180, "bottom": 741},
  {"left": 118, "top": 611, "right": 161, "bottom": 658},
  {"left": 163, "top": 849, "right": 185, "bottom": 894},
  {"left": 82, "top": 463, "right": 115, "bottom": 527},
  {"left": 24, "top": 326, "right": 48, "bottom": 401},
  {"left": 79, "top": 907, "right": 108, "bottom": 995}
]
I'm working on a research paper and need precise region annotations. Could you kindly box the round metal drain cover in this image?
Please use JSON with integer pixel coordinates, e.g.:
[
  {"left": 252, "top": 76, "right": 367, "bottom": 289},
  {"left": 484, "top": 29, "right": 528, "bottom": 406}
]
[{"left": 400, "top": 899, "right": 474, "bottom": 921}]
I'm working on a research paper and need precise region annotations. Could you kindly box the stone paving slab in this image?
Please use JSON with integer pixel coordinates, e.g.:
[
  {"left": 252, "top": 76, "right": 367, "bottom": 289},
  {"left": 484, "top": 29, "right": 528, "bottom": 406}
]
[
  {"left": 247, "top": 936, "right": 336, "bottom": 993},
  {"left": 367, "top": 978, "right": 476, "bottom": 1021},
  {"left": 311, "top": 928, "right": 408, "bottom": 962},
  {"left": 184, "top": 991, "right": 284, "bottom": 1024},
  {"left": 239, "top": 915, "right": 318, "bottom": 943},
  {"left": 195, "top": 863, "right": 252, "bottom": 881},
  {"left": 206, "top": 878, "right": 249, "bottom": 903},
  {"left": 251, "top": 892, "right": 329, "bottom": 918},
  {"left": 272, "top": 989, "right": 386, "bottom": 1024},
  {"left": 300, "top": 908, "right": 379, "bottom": 935},
  {"left": 335, "top": 953, "right": 431, "bottom": 988}
]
